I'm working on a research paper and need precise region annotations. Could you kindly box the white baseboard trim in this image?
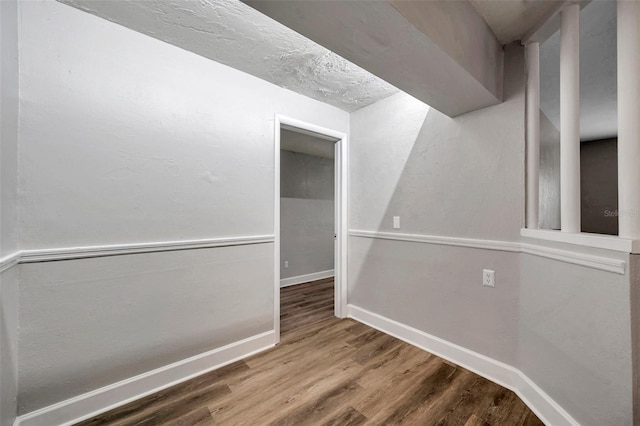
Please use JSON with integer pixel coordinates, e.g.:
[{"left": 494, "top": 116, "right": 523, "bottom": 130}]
[
  {"left": 15, "top": 331, "right": 276, "bottom": 426},
  {"left": 280, "top": 269, "right": 334, "bottom": 287},
  {"left": 347, "top": 305, "right": 580, "bottom": 426},
  {"left": 350, "top": 229, "right": 626, "bottom": 274}
]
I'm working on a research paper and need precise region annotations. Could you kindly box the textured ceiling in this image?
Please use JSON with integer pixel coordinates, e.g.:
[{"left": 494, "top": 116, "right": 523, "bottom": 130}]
[
  {"left": 59, "top": 0, "right": 399, "bottom": 112},
  {"left": 470, "top": 0, "right": 565, "bottom": 44}
]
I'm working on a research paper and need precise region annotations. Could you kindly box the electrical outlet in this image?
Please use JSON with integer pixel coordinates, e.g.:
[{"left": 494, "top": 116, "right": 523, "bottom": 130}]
[
  {"left": 284, "top": 261, "right": 289, "bottom": 268},
  {"left": 483, "top": 269, "right": 495, "bottom": 287},
  {"left": 393, "top": 216, "right": 400, "bottom": 229}
]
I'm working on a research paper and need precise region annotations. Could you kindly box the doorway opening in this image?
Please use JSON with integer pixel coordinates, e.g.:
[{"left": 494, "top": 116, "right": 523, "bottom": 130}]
[{"left": 274, "top": 115, "right": 347, "bottom": 342}]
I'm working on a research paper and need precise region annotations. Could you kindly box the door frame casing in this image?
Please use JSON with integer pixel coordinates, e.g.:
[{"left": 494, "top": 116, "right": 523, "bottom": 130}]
[{"left": 274, "top": 114, "right": 348, "bottom": 343}]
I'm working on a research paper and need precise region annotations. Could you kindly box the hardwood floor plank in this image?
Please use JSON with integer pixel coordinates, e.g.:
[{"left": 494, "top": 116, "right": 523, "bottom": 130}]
[
  {"left": 76, "top": 278, "right": 542, "bottom": 426},
  {"left": 210, "top": 356, "right": 358, "bottom": 424},
  {"left": 242, "top": 319, "right": 353, "bottom": 370},
  {"left": 464, "top": 414, "right": 492, "bottom": 426},
  {"left": 165, "top": 407, "right": 215, "bottom": 426},
  {"left": 346, "top": 328, "right": 388, "bottom": 348},
  {"left": 483, "top": 389, "right": 532, "bottom": 425},
  {"left": 398, "top": 368, "right": 478, "bottom": 425},
  {"left": 432, "top": 377, "right": 498, "bottom": 425},
  {"left": 117, "top": 384, "right": 229, "bottom": 426},
  {"left": 210, "top": 330, "right": 358, "bottom": 422},
  {"left": 354, "top": 354, "right": 445, "bottom": 421},
  {"left": 211, "top": 347, "right": 359, "bottom": 424},
  {"left": 370, "top": 362, "right": 459, "bottom": 424},
  {"left": 75, "top": 362, "right": 245, "bottom": 425},
  {"left": 345, "top": 322, "right": 371, "bottom": 336},
  {"left": 522, "top": 411, "right": 545, "bottom": 426},
  {"left": 321, "top": 406, "right": 368, "bottom": 426},
  {"left": 268, "top": 380, "right": 363, "bottom": 426},
  {"left": 280, "top": 279, "right": 335, "bottom": 335},
  {"left": 353, "top": 343, "right": 433, "bottom": 390},
  {"left": 350, "top": 333, "right": 403, "bottom": 365}
]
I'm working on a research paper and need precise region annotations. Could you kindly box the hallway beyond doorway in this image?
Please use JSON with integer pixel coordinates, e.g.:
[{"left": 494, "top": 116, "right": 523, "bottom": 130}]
[{"left": 280, "top": 278, "right": 334, "bottom": 335}]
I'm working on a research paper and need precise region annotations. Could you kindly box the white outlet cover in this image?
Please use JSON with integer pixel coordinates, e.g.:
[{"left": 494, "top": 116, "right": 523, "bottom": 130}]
[
  {"left": 483, "top": 269, "right": 495, "bottom": 287},
  {"left": 393, "top": 216, "right": 400, "bottom": 229}
]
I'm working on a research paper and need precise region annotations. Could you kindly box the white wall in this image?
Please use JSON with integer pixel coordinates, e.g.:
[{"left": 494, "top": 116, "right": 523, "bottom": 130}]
[
  {"left": 631, "top": 254, "right": 640, "bottom": 426},
  {"left": 0, "top": 0, "right": 18, "bottom": 258},
  {"left": 388, "top": 0, "right": 503, "bottom": 101},
  {"left": 280, "top": 198, "right": 333, "bottom": 281},
  {"left": 0, "top": 0, "right": 20, "bottom": 424},
  {"left": 18, "top": 3, "right": 344, "bottom": 250},
  {"left": 349, "top": 84, "right": 523, "bottom": 242},
  {"left": 280, "top": 150, "right": 334, "bottom": 281},
  {"left": 0, "top": 266, "right": 18, "bottom": 426},
  {"left": 349, "top": 42, "right": 635, "bottom": 425},
  {"left": 17, "top": 0, "right": 348, "bottom": 414},
  {"left": 349, "top": 239, "right": 521, "bottom": 364},
  {"left": 19, "top": 245, "right": 273, "bottom": 412},
  {"left": 350, "top": 47, "right": 524, "bottom": 242},
  {"left": 349, "top": 44, "right": 526, "bottom": 366},
  {"left": 519, "top": 249, "right": 632, "bottom": 426}
]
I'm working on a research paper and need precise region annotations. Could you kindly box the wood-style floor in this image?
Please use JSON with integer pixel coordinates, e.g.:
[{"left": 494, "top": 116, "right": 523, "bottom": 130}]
[
  {"left": 77, "top": 278, "right": 543, "bottom": 426},
  {"left": 280, "top": 277, "right": 335, "bottom": 334}
]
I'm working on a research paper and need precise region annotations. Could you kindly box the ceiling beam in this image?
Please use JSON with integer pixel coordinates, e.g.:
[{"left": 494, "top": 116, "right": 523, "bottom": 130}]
[
  {"left": 243, "top": 0, "right": 504, "bottom": 117},
  {"left": 523, "top": 0, "right": 592, "bottom": 45}
]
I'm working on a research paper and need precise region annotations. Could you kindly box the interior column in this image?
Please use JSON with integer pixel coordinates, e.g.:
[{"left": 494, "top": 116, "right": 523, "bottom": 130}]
[
  {"left": 560, "top": 4, "right": 581, "bottom": 233},
  {"left": 526, "top": 42, "right": 540, "bottom": 229},
  {"left": 617, "top": 0, "right": 640, "bottom": 239}
]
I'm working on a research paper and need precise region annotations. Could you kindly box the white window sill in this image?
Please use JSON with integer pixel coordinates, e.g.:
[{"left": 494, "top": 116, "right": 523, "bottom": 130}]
[{"left": 520, "top": 228, "right": 639, "bottom": 253}]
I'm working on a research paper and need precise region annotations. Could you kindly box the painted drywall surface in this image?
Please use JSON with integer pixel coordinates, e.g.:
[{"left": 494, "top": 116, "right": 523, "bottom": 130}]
[
  {"left": 280, "top": 129, "right": 335, "bottom": 159},
  {"left": 350, "top": 44, "right": 525, "bottom": 242},
  {"left": 0, "top": 0, "right": 19, "bottom": 258},
  {"left": 469, "top": 0, "right": 564, "bottom": 45},
  {"left": 281, "top": 199, "right": 333, "bottom": 280},
  {"left": 0, "top": 267, "right": 18, "bottom": 426},
  {"left": 581, "top": 138, "right": 618, "bottom": 235},
  {"left": 244, "top": 0, "right": 501, "bottom": 117},
  {"left": 518, "top": 252, "right": 632, "bottom": 426},
  {"left": 59, "top": 0, "right": 398, "bottom": 113},
  {"left": 348, "top": 45, "right": 525, "bottom": 365},
  {"left": 349, "top": 237, "right": 520, "bottom": 365},
  {"left": 539, "top": 110, "right": 561, "bottom": 230},
  {"left": 389, "top": 0, "right": 503, "bottom": 100},
  {"left": 0, "top": 0, "right": 19, "bottom": 424},
  {"left": 280, "top": 150, "right": 334, "bottom": 280},
  {"left": 16, "top": 0, "right": 349, "bottom": 414},
  {"left": 281, "top": 150, "right": 334, "bottom": 201},
  {"left": 18, "top": 0, "right": 349, "bottom": 250},
  {"left": 630, "top": 254, "right": 640, "bottom": 426},
  {"left": 18, "top": 244, "right": 274, "bottom": 414}
]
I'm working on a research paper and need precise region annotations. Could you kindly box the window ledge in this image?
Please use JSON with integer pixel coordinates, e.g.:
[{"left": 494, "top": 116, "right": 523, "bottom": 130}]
[{"left": 520, "top": 228, "right": 639, "bottom": 253}]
